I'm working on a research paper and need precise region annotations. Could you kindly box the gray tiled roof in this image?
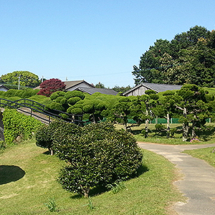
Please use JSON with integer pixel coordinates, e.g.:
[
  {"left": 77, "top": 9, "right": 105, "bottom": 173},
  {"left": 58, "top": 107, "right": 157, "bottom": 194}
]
[
  {"left": 123, "top": 83, "right": 182, "bottom": 96},
  {"left": 76, "top": 87, "right": 118, "bottom": 95},
  {"left": 64, "top": 80, "right": 94, "bottom": 90},
  {"left": 0, "top": 85, "right": 9, "bottom": 90},
  {"left": 142, "top": 83, "right": 182, "bottom": 92}
]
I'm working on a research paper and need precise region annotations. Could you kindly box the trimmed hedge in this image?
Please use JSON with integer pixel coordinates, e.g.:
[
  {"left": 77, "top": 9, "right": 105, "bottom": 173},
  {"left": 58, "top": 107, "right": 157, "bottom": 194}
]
[
  {"left": 2, "top": 109, "right": 42, "bottom": 144},
  {"left": 51, "top": 121, "right": 143, "bottom": 197}
]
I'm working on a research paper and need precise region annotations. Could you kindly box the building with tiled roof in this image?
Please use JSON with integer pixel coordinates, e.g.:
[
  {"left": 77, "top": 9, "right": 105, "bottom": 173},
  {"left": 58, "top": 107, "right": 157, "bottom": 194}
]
[{"left": 123, "top": 83, "right": 182, "bottom": 96}]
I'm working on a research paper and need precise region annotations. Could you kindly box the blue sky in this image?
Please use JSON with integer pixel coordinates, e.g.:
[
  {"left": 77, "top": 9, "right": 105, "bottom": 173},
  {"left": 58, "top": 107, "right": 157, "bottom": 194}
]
[{"left": 0, "top": 0, "right": 215, "bottom": 88}]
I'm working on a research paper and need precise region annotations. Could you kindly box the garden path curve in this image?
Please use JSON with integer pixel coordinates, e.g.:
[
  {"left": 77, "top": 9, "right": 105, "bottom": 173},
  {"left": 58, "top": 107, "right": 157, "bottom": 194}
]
[{"left": 138, "top": 142, "right": 215, "bottom": 215}]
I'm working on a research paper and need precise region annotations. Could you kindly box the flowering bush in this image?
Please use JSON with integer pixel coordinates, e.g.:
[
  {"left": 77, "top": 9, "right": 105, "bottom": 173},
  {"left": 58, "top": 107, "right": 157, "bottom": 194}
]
[{"left": 190, "top": 137, "right": 200, "bottom": 143}]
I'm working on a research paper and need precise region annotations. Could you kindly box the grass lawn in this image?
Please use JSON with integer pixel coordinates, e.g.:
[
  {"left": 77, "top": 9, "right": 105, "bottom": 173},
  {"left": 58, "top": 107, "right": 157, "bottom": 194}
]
[
  {"left": 183, "top": 147, "right": 215, "bottom": 168},
  {"left": 115, "top": 123, "right": 215, "bottom": 145},
  {"left": 0, "top": 140, "right": 184, "bottom": 215}
]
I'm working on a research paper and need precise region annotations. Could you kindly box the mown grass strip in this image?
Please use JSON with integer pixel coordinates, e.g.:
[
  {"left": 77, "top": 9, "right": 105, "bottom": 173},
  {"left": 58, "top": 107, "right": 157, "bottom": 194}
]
[{"left": 183, "top": 147, "right": 215, "bottom": 168}]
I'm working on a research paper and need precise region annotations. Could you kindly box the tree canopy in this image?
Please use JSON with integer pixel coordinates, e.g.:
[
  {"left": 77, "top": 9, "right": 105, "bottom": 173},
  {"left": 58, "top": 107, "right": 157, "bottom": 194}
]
[
  {"left": 132, "top": 26, "right": 215, "bottom": 87},
  {"left": 1, "top": 71, "right": 41, "bottom": 88},
  {"left": 37, "top": 78, "right": 66, "bottom": 97}
]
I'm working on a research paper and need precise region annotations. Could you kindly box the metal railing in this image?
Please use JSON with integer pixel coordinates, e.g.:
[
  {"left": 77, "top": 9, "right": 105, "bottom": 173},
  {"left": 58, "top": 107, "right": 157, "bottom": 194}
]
[{"left": 0, "top": 98, "right": 83, "bottom": 125}]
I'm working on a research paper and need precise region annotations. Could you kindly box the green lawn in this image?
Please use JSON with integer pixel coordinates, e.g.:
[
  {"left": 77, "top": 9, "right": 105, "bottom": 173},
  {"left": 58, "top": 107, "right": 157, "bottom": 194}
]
[
  {"left": 115, "top": 123, "right": 215, "bottom": 145},
  {"left": 0, "top": 140, "right": 184, "bottom": 215},
  {"left": 183, "top": 147, "right": 215, "bottom": 168}
]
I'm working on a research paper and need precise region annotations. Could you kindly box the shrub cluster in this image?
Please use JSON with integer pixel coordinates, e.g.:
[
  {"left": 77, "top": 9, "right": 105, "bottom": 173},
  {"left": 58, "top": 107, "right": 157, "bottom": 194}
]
[
  {"left": 0, "top": 88, "right": 39, "bottom": 98},
  {"left": 2, "top": 109, "right": 42, "bottom": 144},
  {"left": 36, "top": 121, "right": 143, "bottom": 197},
  {"left": 36, "top": 120, "right": 80, "bottom": 155}
]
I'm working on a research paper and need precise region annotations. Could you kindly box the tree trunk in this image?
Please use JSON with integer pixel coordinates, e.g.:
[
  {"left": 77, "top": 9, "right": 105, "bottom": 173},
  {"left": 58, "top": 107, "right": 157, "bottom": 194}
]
[
  {"left": 182, "top": 107, "right": 188, "bottom": 141},
  {"left": 92, "top": 114, "right": 96, "bottom": 124},
  {"left": 191, "top": 114, "right": 197, "bottom": 138},
  {"left": 166, "top": 113, "right": 170, "bottom": 138},
  {"left": 145, "top": 119, "right": 149, "bottom": 138},
  {"left": 49, "top": 148, "right": 54, "bottom": 156},
  {"left": 83, "top": 186, "right": 90, "bottom": 198}
]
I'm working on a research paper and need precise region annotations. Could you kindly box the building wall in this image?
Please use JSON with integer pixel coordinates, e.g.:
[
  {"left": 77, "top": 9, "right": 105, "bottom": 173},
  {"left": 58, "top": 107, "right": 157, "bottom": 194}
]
[
  {"left": 125, "top": 86, "right": 149, "bottom": 96},
  {"left": 66, "top": 83, "right": 94, "bottom": 91},
  {"left": 0, "top": 87, "right": 8, "bottom": 92}
]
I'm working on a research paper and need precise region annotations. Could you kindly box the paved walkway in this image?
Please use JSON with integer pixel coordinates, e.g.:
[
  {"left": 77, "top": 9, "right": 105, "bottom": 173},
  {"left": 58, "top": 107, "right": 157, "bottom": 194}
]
[{"left": 138, "top": 142, "right": 215, "bottom": 215}]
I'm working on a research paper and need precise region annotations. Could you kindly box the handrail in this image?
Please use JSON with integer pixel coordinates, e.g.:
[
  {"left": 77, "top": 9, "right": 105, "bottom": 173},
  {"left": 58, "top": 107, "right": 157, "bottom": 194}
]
[
  {"left": 14, "top": 98, "right": 77, "bottom": 120},
  {"left": 0, "top": 98, "right": 83, "bottom": 125}
]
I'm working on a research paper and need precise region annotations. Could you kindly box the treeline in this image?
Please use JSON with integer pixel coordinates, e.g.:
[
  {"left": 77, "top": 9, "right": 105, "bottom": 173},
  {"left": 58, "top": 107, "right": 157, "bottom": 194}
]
[
  {"left": 47, "top": 84, "right": 215, "bottom": 142},
  {"left": 133, "top": 26, "right": 215, "bottom": 87},
  {"left": 1, "top": 84, "right": 215, "bottom": 142}
]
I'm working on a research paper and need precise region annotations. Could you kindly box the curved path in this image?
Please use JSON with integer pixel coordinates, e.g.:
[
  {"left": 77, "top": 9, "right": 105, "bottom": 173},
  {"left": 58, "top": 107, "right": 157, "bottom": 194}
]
[{"left": 138, "top": 142, "right": 215, "bottom": 215}]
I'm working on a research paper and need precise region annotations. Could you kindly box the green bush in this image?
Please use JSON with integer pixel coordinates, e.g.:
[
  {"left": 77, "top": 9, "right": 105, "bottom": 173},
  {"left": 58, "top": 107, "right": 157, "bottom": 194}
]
[
  {"left": 0, "top": 91, "right": 6, "bottom": 97},
  {"left": 155, "top": 124, "right": 166, "bottom": 132},
  {"left": 4, "top": 89, "right": 17, "bottom": 97},
  {"left": 170, "top": 128, "right": 177, "bottom": 137},
  {"left": 54, "top": 122, "right": 143, "bottom": 197},
  {"left": 2, "top": 109, "right": 42, "bottom": 144},
  {"left": 46, "top": 101, "right": 64, "bottom": 111},
  {"left": 0, "top": 141, "right": 6, "bottom": 150},
  {"left": 68, "top": 97, "right": 81, "bottom": 105},
  {"left": 36, "top": 120, "right": 80, "bottom": 155},
  {"left": 64, "top": 91, "right": 85, "bottom": 100},
  {"left": 36, "top": 125, "right": 52, "bottom": 154},
  {"left": 50, "top": 91, "right": 66, "bottom": 100}
]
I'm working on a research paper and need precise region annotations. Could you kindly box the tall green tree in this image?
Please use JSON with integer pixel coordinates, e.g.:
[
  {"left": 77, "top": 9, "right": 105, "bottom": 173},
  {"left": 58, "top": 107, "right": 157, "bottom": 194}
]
[
  {"left": 132, "top": 26, "right": 214, "bottom": 86},
  {"left": 175, "top": 84, "right": 209, "bottom": 141},
  {"left": 1, "top": 71, "right": 41, "bottom": 88}
]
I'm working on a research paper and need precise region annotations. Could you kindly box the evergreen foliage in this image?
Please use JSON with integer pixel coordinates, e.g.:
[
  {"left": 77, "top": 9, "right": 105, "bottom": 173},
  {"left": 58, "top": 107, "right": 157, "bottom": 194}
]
[
  {"left": 1, "top": 71, "right": 41, "bottom": 88},
  {"left": 133, "top": 26, "right": 215, "bottom": 87},
  {"left": 52, "top": 122, "right": 143, "bottom": 197}
]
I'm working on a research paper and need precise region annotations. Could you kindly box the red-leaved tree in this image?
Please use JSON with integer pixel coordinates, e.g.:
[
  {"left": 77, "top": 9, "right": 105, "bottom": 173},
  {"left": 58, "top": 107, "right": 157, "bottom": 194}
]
[{"left": 37, "top": 78, "right": 66, "bottom": 97}]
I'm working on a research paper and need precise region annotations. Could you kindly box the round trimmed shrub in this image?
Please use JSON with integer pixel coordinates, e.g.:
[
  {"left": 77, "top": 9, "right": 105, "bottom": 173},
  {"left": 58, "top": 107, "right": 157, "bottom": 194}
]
[{"left": 54, "top": 122, "right": 143, "bottom": 197}]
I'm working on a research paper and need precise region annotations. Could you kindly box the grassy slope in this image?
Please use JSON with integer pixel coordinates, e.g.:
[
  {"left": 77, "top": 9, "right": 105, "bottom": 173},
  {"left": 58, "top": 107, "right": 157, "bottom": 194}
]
[
  {"left": 0, "top": 140, "right": 183, "bottom": 215},
  {"left": 183, "top": 147, "right": 215, "bottom": 168}
]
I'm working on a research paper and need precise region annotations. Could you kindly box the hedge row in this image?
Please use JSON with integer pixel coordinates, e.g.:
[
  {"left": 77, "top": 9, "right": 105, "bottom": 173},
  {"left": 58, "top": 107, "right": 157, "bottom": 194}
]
[{"left": 2, "top": 109, "right": 42, "bottom": 144}]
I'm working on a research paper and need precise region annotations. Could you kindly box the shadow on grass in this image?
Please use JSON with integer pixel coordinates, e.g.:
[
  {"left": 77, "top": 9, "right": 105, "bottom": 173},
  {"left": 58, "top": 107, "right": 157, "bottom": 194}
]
[
  {"left": 136, "top": 164, "right": 149, "bottom": 177},
  {"left": 43, "top": 150, "right": 51, "bottom": 155},
  {"left": 0, "top": 165, "right": 25, "bottom": 185},
  {"left": 197, "top": 126, "right": 215, "bottom": 141},
  {"left": 70, "top": 164, "right": 149, "bottom": 198}
]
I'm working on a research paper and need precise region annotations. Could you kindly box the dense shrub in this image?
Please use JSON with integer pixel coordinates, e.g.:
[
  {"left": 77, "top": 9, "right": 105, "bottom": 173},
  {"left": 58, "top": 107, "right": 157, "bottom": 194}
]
[
  {"left": 3, "top": 109, "right": 42, "bottom": 144},
  {"left": 4, "top": 89, "right": 17, "bottom": 97},
  {"left": 36, "top": 120, "right": 80, "bottom": 155},
  {"left": 53, "top": 122, "right": 143, "bottom": 197},
  {"left": 64, "top": 91, "right": 85, "bottom": 100}
]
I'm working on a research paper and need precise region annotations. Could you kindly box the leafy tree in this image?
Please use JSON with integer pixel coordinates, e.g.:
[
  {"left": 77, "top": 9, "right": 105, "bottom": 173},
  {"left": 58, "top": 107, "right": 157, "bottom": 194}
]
[
  {"left": 1, "top": 71, "right": 41, "bottom": 88},
  {"left": 112, "top": 85, "right": 132, "bottom": 93},
  {"left": 109, "top": 97, "right": 132, "bottom": 130},
  {"left": 53, "top": 122, "right": 143, "bottom": 198},
  {"left": 132, "top": 26, "right": 214, "bottom": 86},
  {"left": 156, "top": 91, "right": 178, "bottom": 137},
  {"left": 37, "top": 78, "right": 66, "bottom": 97},
  {"left": 175, "top": 84, "right": 210, "bottom": 141},
  {"left": 95, "top": 82, "right": 105, "bottom": 88},
  {"left": 139, "top": 90, "right": 159, "bottom": 137}
]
